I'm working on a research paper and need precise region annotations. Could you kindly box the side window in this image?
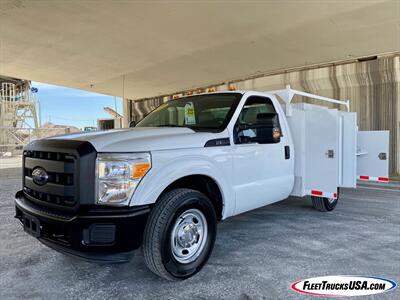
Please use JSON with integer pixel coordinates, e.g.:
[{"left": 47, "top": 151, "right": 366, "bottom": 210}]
[{"left": 234, "top": 96, "right": 281, "bottom": 144}]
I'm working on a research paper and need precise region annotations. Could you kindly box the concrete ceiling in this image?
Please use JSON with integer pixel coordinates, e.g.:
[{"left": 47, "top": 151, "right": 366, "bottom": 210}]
[{"left": 0, "top": 0, "right": 399, "bottom": 99}]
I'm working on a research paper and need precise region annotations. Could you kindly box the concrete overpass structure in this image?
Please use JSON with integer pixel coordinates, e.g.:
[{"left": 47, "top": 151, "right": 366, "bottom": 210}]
[
  {"left": 0, "top": 0, "right": 399, "bottom": 175},
  {"left": 0, "top": 0, "right": 398, "bottom": 98}
]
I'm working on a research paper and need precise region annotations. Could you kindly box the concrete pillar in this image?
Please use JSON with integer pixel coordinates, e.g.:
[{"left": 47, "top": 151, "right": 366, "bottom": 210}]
[{"left": 122, "top": 98, "right": 130, "bottom": 128}]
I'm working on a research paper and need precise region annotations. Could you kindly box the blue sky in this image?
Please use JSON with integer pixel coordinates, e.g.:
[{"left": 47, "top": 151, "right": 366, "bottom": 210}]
[{"left": 32, "top": 81, "right": 123, "bottom": 129}]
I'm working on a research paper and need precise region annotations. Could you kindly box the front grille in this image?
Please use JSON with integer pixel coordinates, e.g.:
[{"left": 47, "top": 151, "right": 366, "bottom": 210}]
[
  {"left": 23, "top": 150, "right": 78, "bottom": 210},
  {"left": 24, "top": 150, "right": 74, "bottom": 162},
  {"left": 23, "top": 187, "right": 75, "bottom": 207},
  {"left": 24, "top": 168, "right": 73, "bottom": 185}
]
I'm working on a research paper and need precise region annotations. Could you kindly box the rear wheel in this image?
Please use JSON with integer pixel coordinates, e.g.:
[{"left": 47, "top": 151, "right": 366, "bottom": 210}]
[
  {"left": 311, "top": 190, "right": 339, "bottom": 212},
  {"left": 143, "top": 188, "right": 217, "bottom": 280}
]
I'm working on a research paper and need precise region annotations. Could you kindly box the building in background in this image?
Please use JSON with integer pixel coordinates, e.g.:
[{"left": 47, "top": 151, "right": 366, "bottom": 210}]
[
  {"left": 97, "top": 106, "right": 123, "bottom": 130},
  {"left": 0, "top": 76, "right": 79, "bottom": 157},
  {"left": 0, "top": 76, "right": 39, "bottom": 156}
]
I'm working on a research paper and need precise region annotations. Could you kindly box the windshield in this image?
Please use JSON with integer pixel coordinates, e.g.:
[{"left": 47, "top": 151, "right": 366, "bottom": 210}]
[{"left": 136, "top": 93, "right": 242, "bottom": 131}]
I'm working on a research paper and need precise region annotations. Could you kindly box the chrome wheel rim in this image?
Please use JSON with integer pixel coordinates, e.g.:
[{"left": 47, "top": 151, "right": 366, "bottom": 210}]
[{"left": 171, "top": 208, "right": 208, "bottom": 264}]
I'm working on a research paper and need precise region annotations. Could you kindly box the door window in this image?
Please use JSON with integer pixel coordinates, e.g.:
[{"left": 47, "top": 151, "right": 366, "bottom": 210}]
[{"left": 234, "top": 96, "right": 280, "bottom": 144}]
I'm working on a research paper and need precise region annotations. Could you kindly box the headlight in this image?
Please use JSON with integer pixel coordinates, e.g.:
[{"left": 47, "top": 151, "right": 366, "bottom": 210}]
[{"left": 96, "top": 153, "right": 151, "bottom": 206}]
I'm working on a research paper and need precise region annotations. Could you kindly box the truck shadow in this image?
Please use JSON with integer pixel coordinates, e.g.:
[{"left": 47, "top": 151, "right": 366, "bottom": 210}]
[{"left": 59, "top": 196, "right": 326, "bottom": 283}]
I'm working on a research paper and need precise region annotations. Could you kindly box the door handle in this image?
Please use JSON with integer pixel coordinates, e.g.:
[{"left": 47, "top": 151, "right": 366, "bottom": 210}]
[{"left": 284, "top": 145, "right": 290, "bottom": 159}]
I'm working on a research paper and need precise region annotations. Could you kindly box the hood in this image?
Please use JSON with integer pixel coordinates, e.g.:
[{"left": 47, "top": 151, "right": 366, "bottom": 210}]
[{"left": 49, "top": 127, "right": 223, "bottom": 152}]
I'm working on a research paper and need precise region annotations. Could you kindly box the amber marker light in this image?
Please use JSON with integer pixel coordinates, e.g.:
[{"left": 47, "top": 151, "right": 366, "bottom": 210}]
[{"left": 131, "top": 163, "right": 151, "bottom": 180}]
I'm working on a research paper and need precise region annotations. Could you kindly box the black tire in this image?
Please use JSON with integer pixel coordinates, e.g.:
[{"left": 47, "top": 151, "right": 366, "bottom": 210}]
[
  {"left": 142, "top": 188, "right": 217, "bottom": 280},
  {"left": 311, "top": 190, "right": 339, "bottom": 212}
]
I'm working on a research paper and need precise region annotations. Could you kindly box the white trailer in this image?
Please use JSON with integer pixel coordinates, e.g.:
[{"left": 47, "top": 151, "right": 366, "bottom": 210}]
[{"left": 15, "top": 87, "right": 389, "bottom": 280}]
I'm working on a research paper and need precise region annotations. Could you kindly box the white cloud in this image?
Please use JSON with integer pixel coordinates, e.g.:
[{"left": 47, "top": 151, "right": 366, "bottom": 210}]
[
  {"left": 62, "top": 90, "right": 111, "bottom": 98},
  {"left": 32, "top": 81, "right": 113, "bottom": 98},
  {"left": 31, "top": 81, "right": 60, "bottom": 90}
]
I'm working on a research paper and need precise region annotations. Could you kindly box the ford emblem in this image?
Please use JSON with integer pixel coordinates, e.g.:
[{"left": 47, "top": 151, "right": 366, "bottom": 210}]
[{"left": 32, "top": 167, "right": 49, "bottom": 186}]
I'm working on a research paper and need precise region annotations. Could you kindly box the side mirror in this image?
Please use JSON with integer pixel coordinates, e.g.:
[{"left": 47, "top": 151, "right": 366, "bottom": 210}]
[
  {"left": 236, "top": 113, "right": 281, "bottom": 144},
  {"left": 129, "top": 120, "right": 136, "bottom": 128}
]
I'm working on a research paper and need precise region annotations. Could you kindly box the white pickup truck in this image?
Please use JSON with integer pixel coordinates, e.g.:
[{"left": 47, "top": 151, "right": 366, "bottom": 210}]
[{"left": 15, "top": 87, "right": 389, "bottom": 280}]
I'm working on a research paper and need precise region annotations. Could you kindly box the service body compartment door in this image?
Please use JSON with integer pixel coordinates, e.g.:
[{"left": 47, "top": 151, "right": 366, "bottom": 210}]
[
  {"left": 304, "top": 109, "right": 339, "bottom": 197},
  {"left": 357, "top": 131, "right": 389, "bottom": 181},
  {"left": 339, "top": 112, "right": 357, "bottom": 188}
]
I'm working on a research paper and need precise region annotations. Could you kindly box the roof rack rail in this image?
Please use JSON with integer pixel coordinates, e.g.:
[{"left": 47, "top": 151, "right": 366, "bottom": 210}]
[{"left": 267, "top": 85, "right": 350, "bottom": 116}]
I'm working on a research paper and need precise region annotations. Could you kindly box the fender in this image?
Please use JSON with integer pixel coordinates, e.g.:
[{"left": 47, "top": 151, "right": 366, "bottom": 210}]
[{"left": 130, "top": 150, "right": 234, "bottom": 219}]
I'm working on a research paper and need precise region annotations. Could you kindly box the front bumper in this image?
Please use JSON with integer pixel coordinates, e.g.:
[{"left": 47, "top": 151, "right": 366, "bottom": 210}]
[{"left": 15, "top": 191, "right": 150, "bottom": 263}]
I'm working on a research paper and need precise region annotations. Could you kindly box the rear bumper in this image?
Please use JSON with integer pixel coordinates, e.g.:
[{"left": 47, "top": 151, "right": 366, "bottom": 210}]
[{"left": 15, "top": 191, "right": 150, "bottom": 263}]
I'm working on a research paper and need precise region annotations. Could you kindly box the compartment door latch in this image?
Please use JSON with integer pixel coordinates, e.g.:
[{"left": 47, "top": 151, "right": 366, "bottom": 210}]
[{"left": 326, "top": 149, "right": 334, "bottom": 158}]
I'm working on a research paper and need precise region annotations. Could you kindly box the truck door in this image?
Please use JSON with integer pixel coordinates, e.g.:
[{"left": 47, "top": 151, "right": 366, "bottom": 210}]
[
  {"left": 231, "top": 95, "right": 293, "bottom": 215},
  {"left": 357, "top": 131, "right": 389, "bottom": 182}
]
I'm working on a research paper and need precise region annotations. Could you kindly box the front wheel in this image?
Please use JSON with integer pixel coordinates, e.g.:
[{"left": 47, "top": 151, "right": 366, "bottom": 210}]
[{"left": 143, "top": 188, "right": 217, "bottom": 280}]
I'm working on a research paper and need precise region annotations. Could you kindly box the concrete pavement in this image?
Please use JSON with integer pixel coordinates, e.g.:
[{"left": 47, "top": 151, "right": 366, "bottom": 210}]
[{"left": 0, "top": 167, "right": 399, "bottom": 299}]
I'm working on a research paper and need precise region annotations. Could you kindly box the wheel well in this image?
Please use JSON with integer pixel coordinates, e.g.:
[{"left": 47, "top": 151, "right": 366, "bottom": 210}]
[{"left": 162, "top": 175, "right": 224, "bottom": 221}]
